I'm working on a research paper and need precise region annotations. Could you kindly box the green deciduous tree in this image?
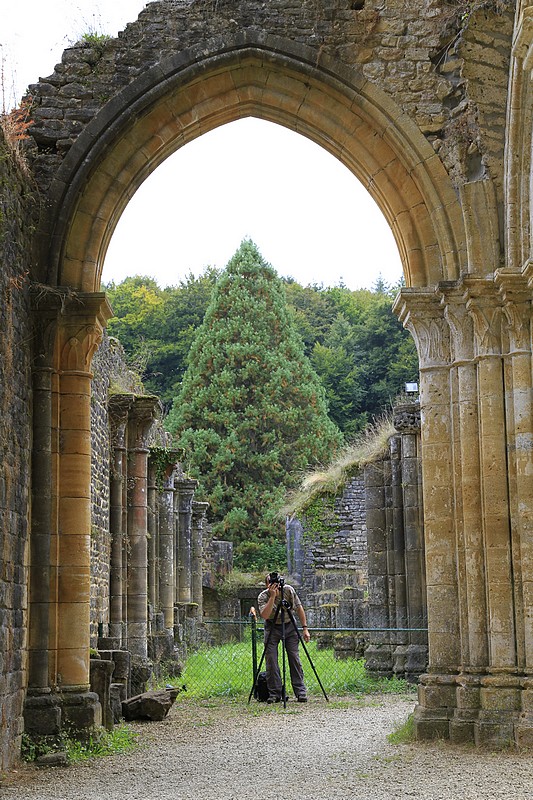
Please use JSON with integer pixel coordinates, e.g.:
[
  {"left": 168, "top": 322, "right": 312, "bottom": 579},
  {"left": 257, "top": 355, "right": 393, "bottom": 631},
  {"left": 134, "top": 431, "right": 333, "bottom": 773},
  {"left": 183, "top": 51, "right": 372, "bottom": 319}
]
[
  {"left": 166, "top": 240, "right": 343, "bottom": 569},
  {"left": 105, "top": 269, "right": 218, "bottom": 406}
]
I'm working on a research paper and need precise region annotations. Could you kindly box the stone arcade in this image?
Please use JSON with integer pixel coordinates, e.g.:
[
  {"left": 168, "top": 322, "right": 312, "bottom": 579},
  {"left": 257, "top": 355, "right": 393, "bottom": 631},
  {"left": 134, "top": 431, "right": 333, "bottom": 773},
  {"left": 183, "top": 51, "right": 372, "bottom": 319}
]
[{"left": 2, "top": 0, "right": 533, "bottom": 768}]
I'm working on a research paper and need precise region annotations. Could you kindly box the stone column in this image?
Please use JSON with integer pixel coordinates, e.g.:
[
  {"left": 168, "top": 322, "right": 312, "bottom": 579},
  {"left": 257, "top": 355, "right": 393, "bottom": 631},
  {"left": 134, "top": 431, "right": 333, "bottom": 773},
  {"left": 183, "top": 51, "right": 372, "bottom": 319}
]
[
  {"left": 54, "top": 294, "right": 111, "bottom": 730},
  {"left": 395, "top": 287, "right": 459, "bottom": 740},
  {"left": 466, "top": 279, "right": 519, "bottom": 745},
  {"left": 126, "top": 397, "right": 160, "bottom": 660},
  {"left": 364, "top": 459, "right": 393, "bottom": 676},
  {"left": 467, "top": 283, "right": 516, "bottom": 664},
  {"left": 191, "top": 501, "right": 209, "bottom": 619},
  {"left": 440, "top": 288, "right": 488, "bottom": 743},
  {"left": 390, "top": 434, "right": 408, "bottom": 674},
  {"left": 155, "top": 452, "right": 180, "bottom": 630},
  {"left": 393, "top": 403, "right": 427, "bottom": 681},
  {"left": 175, "top": 478, "right": 198, "bottom": 604},
  {"left": 147, "top": 457, "right": 158, "bottom": 623},
  {"left": 444, "top": 289, "right": 488, "bottom": 674},
  {"left": 497, "top": 270, "right": 533, "bottom": 746},
  {"left": 108, "top": 395, "right": 132, "bottom": 645}
]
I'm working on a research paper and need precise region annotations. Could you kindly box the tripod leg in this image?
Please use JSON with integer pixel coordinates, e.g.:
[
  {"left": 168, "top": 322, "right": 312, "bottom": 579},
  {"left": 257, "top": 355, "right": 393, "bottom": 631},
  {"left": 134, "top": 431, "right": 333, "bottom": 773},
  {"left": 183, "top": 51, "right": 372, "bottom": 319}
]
[
  {"left": 285, "top": 605, "right": 329, "bottom": 703},
  {"left": 247, "top": 602, "right": 282, "bottom": 704},
  {"left": 281, "top": 610, "right": 287, "bottom": 709}
]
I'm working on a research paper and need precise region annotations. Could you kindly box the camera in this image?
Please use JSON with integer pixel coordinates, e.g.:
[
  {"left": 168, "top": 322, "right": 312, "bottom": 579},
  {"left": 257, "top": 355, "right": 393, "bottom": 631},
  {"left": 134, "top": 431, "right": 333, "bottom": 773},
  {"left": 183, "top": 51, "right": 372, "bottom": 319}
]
[{"left": 269, "top": 571, "right": 284, "bottom": 588}]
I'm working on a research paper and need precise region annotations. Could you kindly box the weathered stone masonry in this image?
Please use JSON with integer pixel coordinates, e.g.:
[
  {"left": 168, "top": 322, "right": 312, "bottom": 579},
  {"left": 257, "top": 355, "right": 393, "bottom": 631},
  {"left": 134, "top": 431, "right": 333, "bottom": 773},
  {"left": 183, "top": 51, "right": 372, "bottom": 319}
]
[
  {"left": 0, "top": 132, "right": 33, "bottom": 770},
  {"left": 3, "top": 0, "right": 533, "bottom": 767},
  {"left": 289, "top": 401, "right": 426, "bottom": 680}
]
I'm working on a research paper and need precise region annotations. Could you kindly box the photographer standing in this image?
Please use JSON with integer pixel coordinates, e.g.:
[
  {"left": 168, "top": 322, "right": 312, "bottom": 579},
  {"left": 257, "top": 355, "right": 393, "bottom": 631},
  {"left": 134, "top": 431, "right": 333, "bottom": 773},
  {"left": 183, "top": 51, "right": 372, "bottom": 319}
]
[{"left": 257, "top": 572, "right": 311, "bottom": 704}]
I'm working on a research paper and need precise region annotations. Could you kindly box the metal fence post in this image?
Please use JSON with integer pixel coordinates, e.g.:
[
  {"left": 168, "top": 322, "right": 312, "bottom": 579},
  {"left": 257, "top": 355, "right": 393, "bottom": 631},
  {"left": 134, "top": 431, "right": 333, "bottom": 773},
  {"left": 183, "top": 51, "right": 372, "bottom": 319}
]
[{"left": 250, "top": 607, "right": 258, "bottom": 686}]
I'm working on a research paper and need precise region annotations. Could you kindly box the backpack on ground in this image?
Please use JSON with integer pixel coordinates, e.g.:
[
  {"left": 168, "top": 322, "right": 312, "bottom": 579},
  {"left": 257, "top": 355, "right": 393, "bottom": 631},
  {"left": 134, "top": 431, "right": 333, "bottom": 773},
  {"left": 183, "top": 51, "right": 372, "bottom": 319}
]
[{"left": 254, "top": 671, "right": 269, "bottom": 702}]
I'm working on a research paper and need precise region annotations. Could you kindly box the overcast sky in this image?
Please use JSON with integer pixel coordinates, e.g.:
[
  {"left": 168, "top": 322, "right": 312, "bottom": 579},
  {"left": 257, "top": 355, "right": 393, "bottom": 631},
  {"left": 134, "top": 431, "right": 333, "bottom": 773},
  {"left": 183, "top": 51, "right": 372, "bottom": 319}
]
[{"left": 2, "top": 1, "right": 404, "bottom": 291}]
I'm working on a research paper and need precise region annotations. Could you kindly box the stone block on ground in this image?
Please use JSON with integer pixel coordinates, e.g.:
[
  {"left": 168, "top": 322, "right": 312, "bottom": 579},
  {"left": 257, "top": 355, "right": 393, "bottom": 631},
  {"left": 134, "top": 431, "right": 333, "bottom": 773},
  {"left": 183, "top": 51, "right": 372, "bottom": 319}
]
[{"left": 121, "top": 688, "right": 180, "bottom": 721}]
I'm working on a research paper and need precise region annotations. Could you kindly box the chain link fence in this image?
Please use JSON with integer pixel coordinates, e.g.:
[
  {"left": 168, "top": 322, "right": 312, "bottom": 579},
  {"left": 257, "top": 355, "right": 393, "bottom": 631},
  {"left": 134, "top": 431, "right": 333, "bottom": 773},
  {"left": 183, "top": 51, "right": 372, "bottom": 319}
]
[{"left": 178, "top": 616, "right": 426, "bottom": 700}]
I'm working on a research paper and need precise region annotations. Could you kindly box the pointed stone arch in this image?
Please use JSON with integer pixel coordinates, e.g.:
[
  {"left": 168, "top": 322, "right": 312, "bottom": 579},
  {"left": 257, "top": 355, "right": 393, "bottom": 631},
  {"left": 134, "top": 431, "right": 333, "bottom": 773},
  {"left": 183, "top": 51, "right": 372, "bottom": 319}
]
[
  {"left": 41, "top": 33, "right": 467, "bottom": 292},
  {"left": 22, "top": 6, "right": 533, "bottom": 753}
]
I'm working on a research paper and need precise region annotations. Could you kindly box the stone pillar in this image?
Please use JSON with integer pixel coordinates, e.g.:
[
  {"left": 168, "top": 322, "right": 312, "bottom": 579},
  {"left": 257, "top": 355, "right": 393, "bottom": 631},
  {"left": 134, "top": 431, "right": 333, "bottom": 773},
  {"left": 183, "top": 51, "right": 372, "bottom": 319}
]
[
  {"left": 126, "top": 397, "right": 160, "bottom": 660},
  {"left": 108, "top": 396, "right": 132, "bottom": 645},
  {"left": 395, "top": 287, "right": 459, "bottom": 739},
  {"left": 390, "top": 434, "right": 408, "bottom": 674},
  {"left": 364, "top": 459, "right": 393, "bottom": 676},
  {"left": 394, "top": 403, "right": 427, "bottom": 681},
  {"left": 175, "top": 478, "right": 198, "bottom": 604},
  {"left": 156, "top": 451, "right": 180, "bottom": 630},
  {"left": 147, "top": 457, "right": 158, "bottom": 624},
  {"left": 54, "top": 294, "right": 111, "bottom": 730},
  {"left": 191, "top": 501, "right": 209, "bottom": 618},
  {"left": 497, "top": 270, "right": 533, "bottom": 746},
  {"left": 443, "top": 288, "right": 488, "bottom": 743},
  {"left": 468, "top": 282, "right": 516, "bottom": 669}
]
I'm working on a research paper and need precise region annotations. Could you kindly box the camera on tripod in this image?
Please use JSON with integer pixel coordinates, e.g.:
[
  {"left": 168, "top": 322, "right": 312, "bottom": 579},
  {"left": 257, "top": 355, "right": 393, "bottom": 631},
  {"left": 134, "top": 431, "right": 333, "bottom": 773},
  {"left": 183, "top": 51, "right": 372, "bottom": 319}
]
[{"left": 268, "top": 571, "right": 284, "bottom": 589}]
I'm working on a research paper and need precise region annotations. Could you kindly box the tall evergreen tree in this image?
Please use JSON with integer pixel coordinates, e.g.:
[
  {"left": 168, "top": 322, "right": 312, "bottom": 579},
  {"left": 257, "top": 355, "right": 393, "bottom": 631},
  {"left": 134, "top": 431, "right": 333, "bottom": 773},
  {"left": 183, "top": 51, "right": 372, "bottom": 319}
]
[{"left": 166, "top": 239, "right": 342, "bottom": 569}]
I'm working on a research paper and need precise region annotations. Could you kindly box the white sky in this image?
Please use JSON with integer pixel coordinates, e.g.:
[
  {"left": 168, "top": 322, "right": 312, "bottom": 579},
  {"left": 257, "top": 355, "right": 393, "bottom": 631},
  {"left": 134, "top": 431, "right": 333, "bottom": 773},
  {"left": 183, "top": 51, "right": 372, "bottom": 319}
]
[{"left": 2, "top": 1, "right": 404, "bottom": 291}]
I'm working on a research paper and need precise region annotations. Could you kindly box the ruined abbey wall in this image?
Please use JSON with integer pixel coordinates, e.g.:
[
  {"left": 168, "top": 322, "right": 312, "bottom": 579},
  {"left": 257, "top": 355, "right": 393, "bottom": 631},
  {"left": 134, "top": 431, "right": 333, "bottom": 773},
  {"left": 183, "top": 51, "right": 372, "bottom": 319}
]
[
  {"left": 2, "top": 0, "right": 533, "bottom": 769},
  {"left": 89, "top": 334, "right": 146, "bottom": 643},
  {"left": 0, "top": 133, "right": 34, "bottom": 769}
]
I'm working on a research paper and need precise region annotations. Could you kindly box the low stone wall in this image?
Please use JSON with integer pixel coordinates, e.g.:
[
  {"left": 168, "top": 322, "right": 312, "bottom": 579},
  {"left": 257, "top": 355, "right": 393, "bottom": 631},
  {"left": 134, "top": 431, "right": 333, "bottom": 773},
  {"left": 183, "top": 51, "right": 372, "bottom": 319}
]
[{"left": 0, "top": 132, "right": 34, "bottom": 770}]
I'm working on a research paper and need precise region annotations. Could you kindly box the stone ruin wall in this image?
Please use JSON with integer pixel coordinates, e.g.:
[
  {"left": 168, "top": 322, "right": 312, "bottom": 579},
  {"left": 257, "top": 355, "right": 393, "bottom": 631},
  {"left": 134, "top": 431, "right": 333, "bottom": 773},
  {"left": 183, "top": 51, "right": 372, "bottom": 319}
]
[
  {"left": 287, "top": 402, "right": 426, "bottom": 679},
  {"left": 0, "top": 132, "right": 34, "bottom": 770},
  {"left": 89, "top": 334, "right": 151, "bottom": 644},
  {"left": 25, "top": 0, "right": 514, "bottom": 217},
  {"left": 288, "top": 475, "right": 368, "bottom": 627}
]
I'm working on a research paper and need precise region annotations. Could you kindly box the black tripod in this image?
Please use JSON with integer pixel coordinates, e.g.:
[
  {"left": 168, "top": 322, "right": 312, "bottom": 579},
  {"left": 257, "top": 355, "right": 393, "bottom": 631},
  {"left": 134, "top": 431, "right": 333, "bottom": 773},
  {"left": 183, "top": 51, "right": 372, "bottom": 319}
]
[{"left": 248, "top": 589, "right": 329, "bottom": 708}]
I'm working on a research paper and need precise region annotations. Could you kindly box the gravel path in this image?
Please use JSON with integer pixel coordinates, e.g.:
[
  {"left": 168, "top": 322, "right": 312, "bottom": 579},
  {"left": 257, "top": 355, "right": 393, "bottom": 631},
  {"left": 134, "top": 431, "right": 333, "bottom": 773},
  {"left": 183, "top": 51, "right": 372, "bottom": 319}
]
[{"left": 2, "top": 694, "right": 533, "bottom": 800}]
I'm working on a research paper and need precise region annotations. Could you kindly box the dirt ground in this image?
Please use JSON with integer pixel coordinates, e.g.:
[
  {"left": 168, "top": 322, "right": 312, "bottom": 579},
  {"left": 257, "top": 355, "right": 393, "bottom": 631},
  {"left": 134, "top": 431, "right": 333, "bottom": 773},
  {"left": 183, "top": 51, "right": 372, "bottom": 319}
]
[{"left": 2, "top": 694, "right": 533, "bottom": 800}]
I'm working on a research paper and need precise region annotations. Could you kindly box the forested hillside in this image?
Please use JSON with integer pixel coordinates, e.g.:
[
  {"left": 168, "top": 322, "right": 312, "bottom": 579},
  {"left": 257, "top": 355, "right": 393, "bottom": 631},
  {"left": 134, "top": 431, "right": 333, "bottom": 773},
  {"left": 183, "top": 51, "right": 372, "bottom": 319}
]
[
  {"left": 104, "top": 245, "right": 418, "bottom": 570},
  {"left": 104, "top": 262, "right": 418, "bottom": 438}
]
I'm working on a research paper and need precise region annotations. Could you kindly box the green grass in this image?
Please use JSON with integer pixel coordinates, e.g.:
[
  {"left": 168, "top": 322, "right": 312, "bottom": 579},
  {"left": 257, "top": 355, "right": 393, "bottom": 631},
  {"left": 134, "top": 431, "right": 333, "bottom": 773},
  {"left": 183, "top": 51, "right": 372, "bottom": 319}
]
[
  {"left": 178, "top": 636, "right": 414, "bottom": 700},
  {"left": 65, "top": 725, "right": 139, "bottom": 762},
  {"left": 22, "top": 725, "right": 138, "bottom": 764},
  {"left": 387, "top": 712, "right": 415, "bottom": 744}
]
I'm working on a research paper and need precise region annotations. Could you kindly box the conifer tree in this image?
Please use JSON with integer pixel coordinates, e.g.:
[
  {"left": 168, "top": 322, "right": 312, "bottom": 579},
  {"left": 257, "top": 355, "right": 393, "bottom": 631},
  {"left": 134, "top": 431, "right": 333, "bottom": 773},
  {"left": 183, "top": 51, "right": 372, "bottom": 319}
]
[{"left": 166, "top": 239, "right": 342, "bottom": 568}]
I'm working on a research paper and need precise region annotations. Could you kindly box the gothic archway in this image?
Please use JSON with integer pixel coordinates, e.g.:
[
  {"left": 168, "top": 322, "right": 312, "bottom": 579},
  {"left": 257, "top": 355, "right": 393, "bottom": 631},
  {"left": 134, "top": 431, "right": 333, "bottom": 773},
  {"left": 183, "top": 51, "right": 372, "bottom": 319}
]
[
  {"left": 25, "top": 7, "right": 533, "bottom": 750},
  {"left": 41, "top": 35, "right": 466, "bottom": 291}
]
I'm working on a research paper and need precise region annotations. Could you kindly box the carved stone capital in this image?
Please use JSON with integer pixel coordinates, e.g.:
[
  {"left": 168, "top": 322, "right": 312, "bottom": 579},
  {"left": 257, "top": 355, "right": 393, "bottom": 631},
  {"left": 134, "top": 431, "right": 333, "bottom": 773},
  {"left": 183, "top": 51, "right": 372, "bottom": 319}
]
[
  {"left": 495, "top": 269, "right": 532, "bottom": 353},
  {"left": 192, "top": 501, "right": 210, "bottom": 524},
  {"left": 440, "top": 284, "right": 475, "bottom": 363},
  {"left": 175, "top": 478, "right": 199, "bottom": 513},
  {"left": 149, "top": 448, "right": 181, "bottom": 490},
  {"left": 55, "top": 292, "right": 113, "bottom": 374},
  {"left": 128, "top": 396, "right": 161, "bottom": 450},
  {"left": 464, "top": 279, "right": 503, "bottom": 357},
  {"left": 109, "top": 394, "right": 134, "bottom": 448},
  {"left": 394, "top": 287, "right": 451, "bottom": 369}
]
